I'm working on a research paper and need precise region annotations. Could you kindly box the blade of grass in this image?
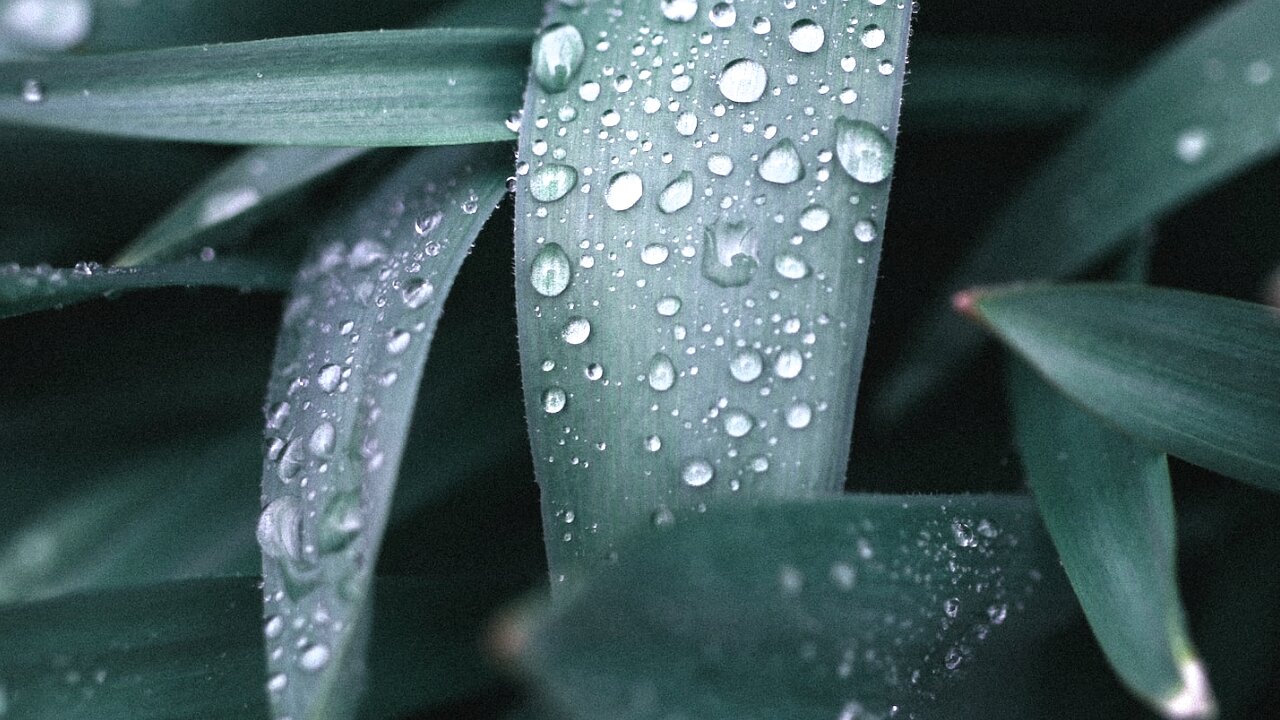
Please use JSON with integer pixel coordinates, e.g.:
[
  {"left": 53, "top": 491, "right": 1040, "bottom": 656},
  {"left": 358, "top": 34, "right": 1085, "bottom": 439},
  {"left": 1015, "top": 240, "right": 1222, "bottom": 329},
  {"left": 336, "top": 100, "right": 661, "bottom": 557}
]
[
  {"left": 514, "top": 0, "right": 911, "bottom": 594},
  {"left": 964, "top": 283, "right": 1280, "bottom": 490},
  {"left": 114, "top": 146, "right": 369, "bottom": 266},
  {"left": 1009, "top": 359, "right": 1215, "bottom": 719},
  {"left": 879, "top": 0, "right": 1280, "bottom": 419},
  {"left": 0, "top": 256, "right": 290, "bottom": 320},
  {"left": 521, "top": 494, "right": 1066, "bottom": 720},
  {"left": 0, "top": 29, "right": 530, "bottom": 146},
  {"left": 256, "top": 144, "right": 507, "bottom": 720}
]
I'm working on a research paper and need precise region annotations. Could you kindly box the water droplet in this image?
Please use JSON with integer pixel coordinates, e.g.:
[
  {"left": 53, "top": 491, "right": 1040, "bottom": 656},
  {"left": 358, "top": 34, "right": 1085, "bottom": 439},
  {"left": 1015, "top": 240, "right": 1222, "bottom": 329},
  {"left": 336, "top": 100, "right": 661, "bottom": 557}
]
[
  {"left": 542, "top": 386, "right": 567, "bottom": 414},
  {"left": 774, "top": 347, "right": 803, "bottom": 378},
  {"left": 644, "top": 434, "right": 663, "bottom": 452},
  {"left": 265, "top": 401, "right": 291, "bottom": 430},
  {"left": 529, "top": 164, "right": 578, "bottom": 202},
  {"left": 265, "top": 615, "right": 284, "bottom": 638},
  {"left": 660, "top": 0, "right": 697, "bottom": 22},
  {"left": 561, "top": 316, "right": 592, "bottom": 345},
  {"left": 944, "top": 647, "right": 964, "bottom": 670},
  {"left": 701, "top": 218, "right": 758, "bottom": 287},
  {"left": 773, "top": 253, "right": 809, "bottom": 280},
  {"left": 707, "top": 152, "right": 735, "bottom": 176},
  {"left": 640, "top": 243, "right": 670, "bottom": 266},
  {"left": 723, "top": 410, "right": 754, "bottom": 437},
  {"left": 987, "top": 603, "right": 1008, "bottom": 625},
  {"left": 854, "top": 219, "right": 879, "bottom": 243},
  {"left": 730, "top": 349, "right": 764, "bottom": 382},
  {"left": 308, "top": 422, "right": 336, "bottom": 457},
  {"left": 267, "top": 673, "right": 287, "bottom": 692},
  {"left": 584, "top": 362, "right": 603, "bottom": 380},
  {"left": 944, "top": 597, "right": 961, "bottom": 618},
  {"left": 788, "top": 19, "right": 825, "bottom": 53},
  {"left": 533, "top": 24, "right": 586, "bottom": 93},
  {"left": 647, "top": 353, "right": 676, "bottom": 391},
  {"left": 276, "top": 439, "right": 305, "bottom": 480},
  {"left": 860, "top": 25, "right": 886, "bottom": 49},
  {"left": 718, "top": 58, "right": 768, "bottom": 103},
  {"left": 401, "top": 277, "right": 435, "bottom": 309},
  {"left": 758, "top": 139, "right": 804, "bottom": 184},
  {"left": 829, "top": 562, "right": 856, "bottom": 590},
  {"left": 784, "top": 401, "right": 812, "bottom": 429},
  {"left": 658, "top": 171, "right": 694, "bottom": 213},
  {"left": 318, "top": 492, "right": 362, "bottom": 552},
  {"left": 681, "top": 458, "right": 714, "bottom": 487},
  {"left": 386, "top": 328, "right": 412, "bottom": 355},
  {"left": 605, "top": 171, "right": 644, "bottom": 211},
  {"left": 1175, "top": 128, "right": 1209, "bottom": 164},
  {"left": 652, "top": 505, "right": 676, "bottom": 526},
  {"left": 530, "top": 243, "right": 572, "bottom": 297},
  {"left": 299, "top": 644, "right": 331, "bottom": 672},
  {"left": 675, "top": 111, "right": 699, "bottom": 136},
  {"left": 656, "top": 295, "right": 682, "bottom": 316},
  {"left": 316, "top": 364, "right": 342, "bottom": 393},
  {"left": 835, "top": 118, "right": 894, "bottom": 184},
  {"left": 257, "top": 497, "right": 303, "bottom": 561},
  {"left": 799, "top": 205, "right": 830, "bottom": 232},
  {"left": 20, "top": 78, "right": 44, "bottom": 103},
  {"left": 951, "top": 519, "right": 977, "bottom": 548},
  {"left": 348, "top": 239, "right": 388, "bottom": 269},
  {"left": 708, "top": 2, "right": 736, "bottom": 28},
  {"left": 1246, "top": 60, "right": 1273, "bottom": 85}
]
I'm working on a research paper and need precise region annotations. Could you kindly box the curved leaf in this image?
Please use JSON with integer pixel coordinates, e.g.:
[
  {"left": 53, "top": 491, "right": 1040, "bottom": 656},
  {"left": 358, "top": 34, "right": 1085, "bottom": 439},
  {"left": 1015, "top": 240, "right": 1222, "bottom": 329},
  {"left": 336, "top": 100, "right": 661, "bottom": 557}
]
[
  {"left": 256, "top": 144, "right": 508, "bottom": 720},
  {"left": 1010, "top": 359, "right": 1215, "bottom": 719},
  {"left": 523, "top": 494, "right": 1066, "bottom": 720},
  {"left": 0, "top": 29, "right": 530, "bottom": 146},
  {"left": 514, "top": 0, "right": 912, "bottom": 594},
  {"left": 969, "top": 283, "right": 1280, "bottom": 489},
  {"left": 880, "top": 0, "right": 1280, "bottom": 418},
  {"left": 0, "top": 257, "right": 290, "bottom": 320}
]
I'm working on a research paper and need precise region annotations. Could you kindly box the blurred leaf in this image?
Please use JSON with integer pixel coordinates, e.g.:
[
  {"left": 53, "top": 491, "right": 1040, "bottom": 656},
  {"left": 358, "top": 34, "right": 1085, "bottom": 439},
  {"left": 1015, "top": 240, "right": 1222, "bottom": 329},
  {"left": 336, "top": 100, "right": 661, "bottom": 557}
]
[
  {"left": 1010, "top": 359, "right": 1215, "bottom": 719},
  {"left": 0, "top": 257, "right": 290, "bottom": 319},
  {"left": 969, "top": 283, "right": 1280, "bottom": 490},
  {"left": 115, "top": 146, "right": 369, "bottom": 266},
  {"left": 0, "top": 29, "right": 530, "bottom": 145},
  {"left": 523, "top": 494, "right": 1065, "bottom": 720},
  {"left": 880, "top": 0, "right": 1280, "bottom": 418},
  {"left": 514, "top": 0, "right": 911, "bottom": 594},
  {"left": 256, "top": 144, "right": 508, "bottom": 720}
]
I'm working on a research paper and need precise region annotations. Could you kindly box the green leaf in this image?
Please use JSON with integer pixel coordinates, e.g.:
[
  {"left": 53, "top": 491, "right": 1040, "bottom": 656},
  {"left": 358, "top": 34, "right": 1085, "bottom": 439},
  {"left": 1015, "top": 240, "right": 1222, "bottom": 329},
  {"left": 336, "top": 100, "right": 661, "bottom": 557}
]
[
  {"left": 969, "top": 283, "right": 1280, "bottom": 490},
  {"left": 114, "top": 146, "right": 369, "bottom": 266},
  {"left": 256, "top": 144, "right": 508, "bottom": 720},
  {"left": 0, "top": 257, "right": 290, "bottom": 320},
  {"left": 0, "top": 29, "right": 530, "bottom": 146},
  {"left": 514, "top": 0, "right": 912, "bottom": 593},
  {"left": 879, "top": 0, "right": 1280, "bottom": 418},
  {"left": 523, "top": 494, "right": 1065, "bottom": 720},
  {"left": 1009, "top": 359, "right": 1215, "bottom": 719}
]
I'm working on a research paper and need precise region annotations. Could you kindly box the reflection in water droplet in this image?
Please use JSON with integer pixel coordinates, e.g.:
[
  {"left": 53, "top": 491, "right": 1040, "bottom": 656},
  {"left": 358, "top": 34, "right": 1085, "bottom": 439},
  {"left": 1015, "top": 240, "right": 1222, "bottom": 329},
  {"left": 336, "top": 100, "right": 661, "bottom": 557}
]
[
  {"left": 658, "top": 171, "right": 694, "bottom": 213},
  {"left": 647, "top": 353, "right": 676, "bottom": 391},
  {"left": 835, "top": 118, "right": 894, "bottom": 184},
  {"left": 681, "top": 458, "right": 714, "bottom": 487},
  {"left": 257, "top": 497, "right": 303, "bottom": 561},
  {"left": 718, "top": 58, "right": 768, "bottom": 103},
  {"left": 530, "top": 164, "right": 578, "bottom": 202},
  {"left": 542, "top": 386, "right": 567, "bottom": 414},
  {"left": 788, "top": 19, "right": 825, "bottom": 53},
  {"left": 758, "top": 139, "right": 804, "bottom": 184},
  {"left": 530, "top": 242, "right": 573, "bottom": 297},
  {"left": 533, "top": 24, "right": 586, "bottom": 93},
  {"left": 562, "top": 316, "right": 592, "bottom": 345},
  {"left": 605, "top": 171, "right": 644, "bottom": 211},
  {"left": 730, "top": 349, "right": 764, "bottom": 382}
]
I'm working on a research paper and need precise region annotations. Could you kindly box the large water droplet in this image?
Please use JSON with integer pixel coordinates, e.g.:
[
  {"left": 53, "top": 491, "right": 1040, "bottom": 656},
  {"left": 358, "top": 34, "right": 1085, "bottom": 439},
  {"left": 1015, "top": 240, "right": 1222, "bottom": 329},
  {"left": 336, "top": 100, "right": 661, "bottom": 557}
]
[
  {"left": 316, "top": 363, "right": 343, "bottom": 393},
  {"left": 774, "top": 347, "right": 804, "bottom": 378},
  {"left": 308, "top": 421, "right": 336, "bottom": 457},
  {"left": 641, "top": 243, "right": 670, "bottom": 265},
  {"left": 530, "top": 243, "right": 572, "bottom": 297},
  {"left": 605, "top": 171, "right": 644, "bottom": 211},
  {"left": 701, "top": 218, "right": 757, "bottom": 288},
  {"left": 785, "top": 401, "right": 812, "bottom": 429},
  {"left": 656, "top": 295, "right": 683, "bottom": 316},
  {"left": 681, "top": 458, "right": 714, "bottom": 487},
  {"left": 542, "top": 386, "right": 567, "bottom": 414},
  {"left": 647, "top": 353, "right": 676, "bottom": 391},
  {"left": 299, "top": 644, "right": 331, "bottom": 672},
  {"left": 723, "top": 409, "right": 754, "bottom": 437},
  {"left": 799, "top": 205, "right": 830, "bottom": 232},
  {"left": 708, "top": 2, "right": 736, "bottom": 28},
  {"left": 730, "top": 349, "right": 764, "bottom": 382},
  {"left": 562, "top": 316, "right": 592, "bottom": 345},
  {"left": 835, "top": 118, "right": 894, "bottom": 184},
  {"left": 860, "top": 24, "right": 886, "bottom": 49},
  {"left": 658, "top": 171, "right": 694, "bottom": 213},
  {"left": 758, "top": 139, "right": 804, "bottom": 184},
  {"left": 530, "top": 164, "right": 578, "bottom": 202},
  {"left": 660, "top": 0, "right": 697, "bottom": 22},
  {"left": 401, "top": 277, "right": 434, "bottom": 309},
  {"left": 257, "top": 497, "right": 303, "bottom": 561},
  {"left": 718, "top": 58, "right": 768, "bottom": 103},
  {"left": 773, "top": 253, "right": 809, "bottom": 280},
  {"left": 276, "top": 439, "right": 306, "bottom": 481},
  {"left": 707, "top": 153, "right": 735, "bottom": 176},
  {"left": 788, "top": 19, "right": 825, "bottom": 53},
  {"left": 533, "top": 24, "right": 586, "bottom": 93}
]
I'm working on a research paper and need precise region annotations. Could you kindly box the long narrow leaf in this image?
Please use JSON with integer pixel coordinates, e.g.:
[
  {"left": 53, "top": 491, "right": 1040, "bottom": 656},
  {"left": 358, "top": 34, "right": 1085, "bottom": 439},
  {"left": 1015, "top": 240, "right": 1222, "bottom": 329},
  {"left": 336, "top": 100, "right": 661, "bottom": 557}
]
[
  {"left": 256, "top": 144, "right": 508, "bottom": 720},
  {"left": 523, "top": 494, "right": 1066, "bottom": 720},
  {"left": 0, "top": 29, "right": 530, "bottom": 146},
  {"left": 514, "top": 0, "right": 912, "bottom": 593},
  {"left": 0, "top": 257, "right": 290, "bottom": 320},
  {"left": 967, "top": 283, "right": 1280, "bottom": 490},
  {"left": 1010, "top": 359, "right": 1215, "bottom": 718},
  {"left": 880, "top": 0, "right": 1280, "bottom": 417}
]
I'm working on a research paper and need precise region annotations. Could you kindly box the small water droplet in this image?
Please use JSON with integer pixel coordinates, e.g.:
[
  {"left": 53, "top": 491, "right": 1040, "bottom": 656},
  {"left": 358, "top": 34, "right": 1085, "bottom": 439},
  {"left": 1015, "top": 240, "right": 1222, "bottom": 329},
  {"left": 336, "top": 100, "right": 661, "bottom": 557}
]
[
  {"left": 348, "top": 239, "right": 388, "bottom": 269},
  {"left": 723, "top": 409, "right": 754, "bottom": 437},
  {"left": 788, "top": 19, "right": 825, "bottom": 53},
  {"left": 542, "top": 386, "right": 567, "bottom": 414},
  {"left": 829, "top": 562, "right": 856, "bottom": 590},
  {"left": 774, "top": 253, "right": 809, "bottom": 280},
  {"left": 658, "top": 171, "right": 694, "bottom": 213},
  {"left": 652, "top": 505, "right": 676, "bottom": 526},
  {"left": 641, "top": 243, "right": 670, "bottom": 265},
  {"left": 707, "top": 152, "right": 735, "bottom": 176},
  {"left": 681, "top": 458, "right": 714, "bottom": 487},
  {"left": 267, "top": 673, "right": 288, "bottom": 692},
  {"left": 987, "top": 603, "right": 1008, "bottom": 625},
  {"left": 265, "top": 615, "right": 284, "bottom": 639},
  {"left": 944, "top": 647, "right": 964, "bottom": 670},
  {"left": 854, "top": 218, "right": 879, "bottom": 243},
  {"left": 944, "top": 597, "right": 961, "bottom": 618},
  {"left": 835, "top": 118, "right": 894, "bottom": 184},
  {"left": 758, "top": 139, "right": 804, "bottom": 184},
  {"left": 656, "top": 295, "right": 682, "bottom": 316},
  {"left": 533, "top": 24, "right": 586, "bottom": 93},
  {"left": 647, "top": 353, "right": 676, "bottom": 391},
  {"left": 529, "top": 164, "right": 578, "bottom": 202},
  {"left": 530, "top": 242, "right": 573, "bottom": 297},
  {"left": 718, "top": 58, "right": 768, "bottom": 104},
  {"left": 316, "top": 364, "right": 343, "bottom": 393},
  {"left": 660, "top": 0, "right": 697, "bottom": 22},
  {"left": 19, "top": 78, "right": 44, "bottom": 103},
  {"left": 774, "top": 347, "right": 803, "bottom": 378},
  {"left": 784, "top": 401, "right": 812, "bottom": 429},
  {"left": 675, "top": 110, "right": 699, "bottom": 136},
  {"left": 562, "top": 316, "right": 592, "bottom": 345},
  {"left": 951, "top": 519, "right": 977, "bottom": 548},
  {"left": 605, "top": 171, "right": 644, "bottom": 211},
  {"left": 730, "top": 349, "right": 764, "bottom": 382},
  {"left": 1175, "top": 128, "right": 1209, "bottom": 164},
  {"left": 799, "top": 205, "right": 830, "bottom": 232},
  {"left": 644, "top": 434, "right": 663, "bottom": 452}
]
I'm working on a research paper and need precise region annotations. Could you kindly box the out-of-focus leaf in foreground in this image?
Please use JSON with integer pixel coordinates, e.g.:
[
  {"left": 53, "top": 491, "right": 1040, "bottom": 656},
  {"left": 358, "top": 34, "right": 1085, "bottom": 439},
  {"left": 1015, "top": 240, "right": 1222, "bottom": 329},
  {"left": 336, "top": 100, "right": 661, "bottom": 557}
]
[
  {"left": 966, "top": 283, "right": 1280, "bottom": 490},
  {"left": 522, "top": 494, "right": 1062, "bottom": 720},
  {"left": 0, "top": 29, "right": 530, "bottom": 146},
  {"left": 880, "top": 0, "right": 1280, "bottom": 418},
  {"left": 1010, "top": 360, "right": 1215, "bottom": 719},
  {"left": 0, "top": 257, "right": 290, "bottom": 320},
  {"left": 256, "top": 144, "right": 508, "bottom": 719}
]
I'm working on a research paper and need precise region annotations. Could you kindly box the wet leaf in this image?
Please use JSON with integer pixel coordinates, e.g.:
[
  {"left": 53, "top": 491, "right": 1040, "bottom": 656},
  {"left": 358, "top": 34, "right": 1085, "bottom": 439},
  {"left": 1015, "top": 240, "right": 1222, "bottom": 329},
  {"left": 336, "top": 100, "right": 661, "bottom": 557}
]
[{"left": 256, "top": 144, "right": 508, "bottom": 719}]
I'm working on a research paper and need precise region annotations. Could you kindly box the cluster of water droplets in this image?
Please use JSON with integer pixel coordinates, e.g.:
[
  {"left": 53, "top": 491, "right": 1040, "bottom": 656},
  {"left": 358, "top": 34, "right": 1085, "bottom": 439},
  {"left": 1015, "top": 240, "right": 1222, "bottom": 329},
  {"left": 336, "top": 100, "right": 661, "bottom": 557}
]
[{"left": 518, "top": 0, "right": 907, "bottom": 571}]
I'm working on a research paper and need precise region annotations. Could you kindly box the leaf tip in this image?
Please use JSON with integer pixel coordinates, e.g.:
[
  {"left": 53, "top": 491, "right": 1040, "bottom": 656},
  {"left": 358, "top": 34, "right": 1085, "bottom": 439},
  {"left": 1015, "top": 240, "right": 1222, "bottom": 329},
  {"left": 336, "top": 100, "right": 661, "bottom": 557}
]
[
  {"left": 1160, "top": 653, "right": 1218, "bottom": 720},
  {"left": 950, "top": 287, "right": 991, "bottom": 321}
]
